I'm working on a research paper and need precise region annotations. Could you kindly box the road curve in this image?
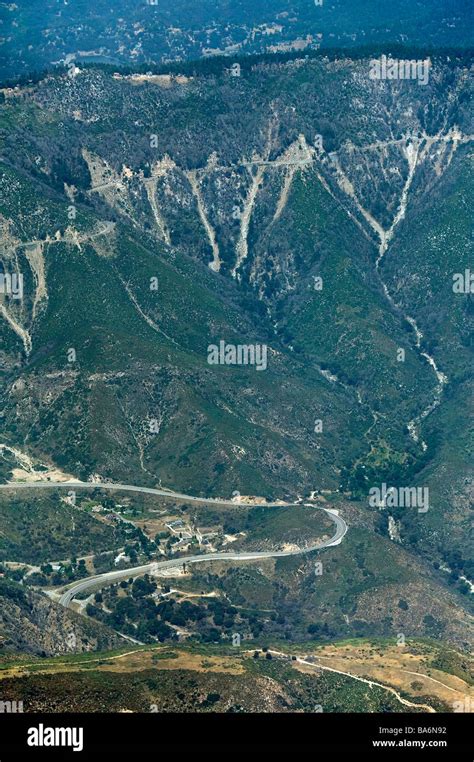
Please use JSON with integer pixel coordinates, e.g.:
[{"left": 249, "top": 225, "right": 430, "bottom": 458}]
[
  {"left": 58, "top": 507, "right": 346, "bottom": 606},
  {"left": 267, "top": 650, "right": 436, "bottom": 713},
  {"left": 0, "top": 480, "right": 347, "bottom": 607}
]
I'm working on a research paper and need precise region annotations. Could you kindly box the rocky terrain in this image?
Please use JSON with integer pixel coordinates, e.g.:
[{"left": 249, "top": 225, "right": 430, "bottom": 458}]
[
  {"left": 0, "top": 577, "right": 120, "bottom": 656},
  {"left": 0, "top": 33, "right": 472, "bottom": 716}
]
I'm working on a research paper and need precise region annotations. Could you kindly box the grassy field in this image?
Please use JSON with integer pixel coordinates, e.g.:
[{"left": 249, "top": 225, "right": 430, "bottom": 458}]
[{"left": 0, "top": 637, "right": 469, "bottom": 713}]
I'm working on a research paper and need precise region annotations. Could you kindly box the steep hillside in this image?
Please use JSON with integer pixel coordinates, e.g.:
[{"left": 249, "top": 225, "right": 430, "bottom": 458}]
[
  {"left": 0, "top": 50, "right": 472, "bottom": 658},
  {"left": 0, "top": 577, "right": 121, "bottom": 656}
]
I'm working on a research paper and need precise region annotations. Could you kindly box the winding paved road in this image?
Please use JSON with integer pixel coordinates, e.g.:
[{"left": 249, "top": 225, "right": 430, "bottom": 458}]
[
  {"left": 0, "top": 480, "right": 347, "bottom": 607},
  {"left": 0, "top": 480, "right": 293, "bottom": 507}
]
